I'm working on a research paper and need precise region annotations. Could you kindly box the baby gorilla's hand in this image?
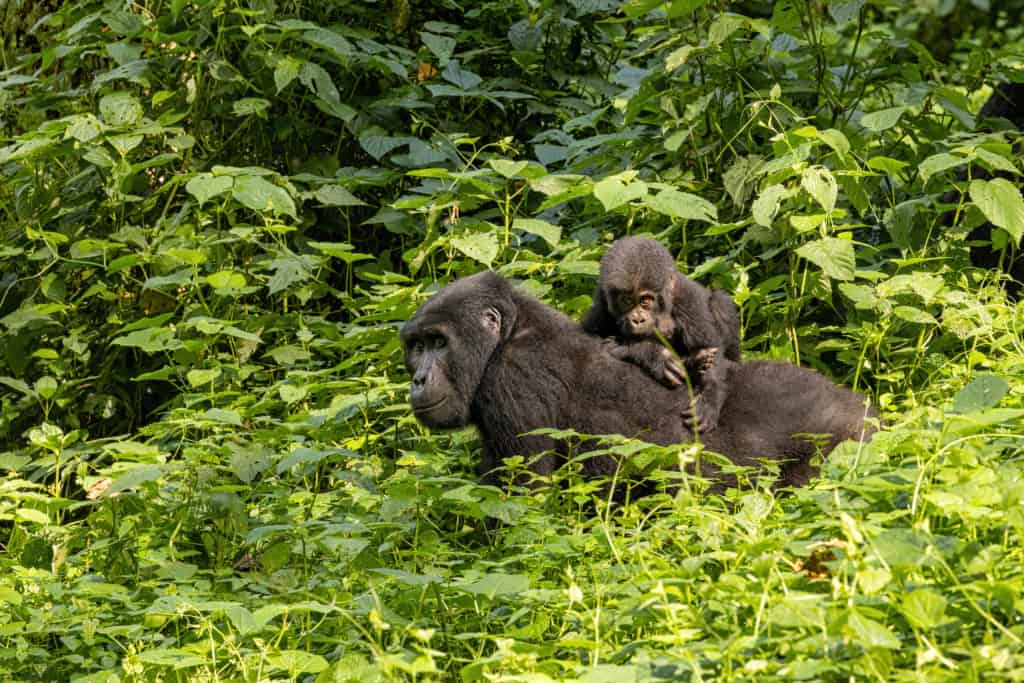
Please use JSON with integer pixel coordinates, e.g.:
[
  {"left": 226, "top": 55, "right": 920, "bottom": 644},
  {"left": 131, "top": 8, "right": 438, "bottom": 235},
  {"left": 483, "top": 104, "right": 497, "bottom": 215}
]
[{"left": 656, "top": 346, "right": 686, "bottom": 387}]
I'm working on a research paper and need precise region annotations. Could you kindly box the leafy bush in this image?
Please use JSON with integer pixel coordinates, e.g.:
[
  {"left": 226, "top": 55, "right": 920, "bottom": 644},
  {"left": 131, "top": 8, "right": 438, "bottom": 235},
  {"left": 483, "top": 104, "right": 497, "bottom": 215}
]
[{"left": 1, "top": 0, "right": 1023, "bottom": 680}]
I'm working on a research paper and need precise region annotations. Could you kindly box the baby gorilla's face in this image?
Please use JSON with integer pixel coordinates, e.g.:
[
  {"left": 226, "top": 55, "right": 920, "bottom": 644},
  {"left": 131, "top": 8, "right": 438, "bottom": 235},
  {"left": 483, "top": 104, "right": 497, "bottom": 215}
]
[{"left": 607, "top": 288, "right": 673, "bottom": 337}]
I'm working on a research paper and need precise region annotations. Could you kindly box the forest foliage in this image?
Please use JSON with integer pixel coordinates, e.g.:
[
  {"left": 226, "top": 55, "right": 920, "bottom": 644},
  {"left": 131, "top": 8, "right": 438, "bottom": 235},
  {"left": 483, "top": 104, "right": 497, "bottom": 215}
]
[{"left": 1, "top": 0, "right": 1024, "bottom": 680}]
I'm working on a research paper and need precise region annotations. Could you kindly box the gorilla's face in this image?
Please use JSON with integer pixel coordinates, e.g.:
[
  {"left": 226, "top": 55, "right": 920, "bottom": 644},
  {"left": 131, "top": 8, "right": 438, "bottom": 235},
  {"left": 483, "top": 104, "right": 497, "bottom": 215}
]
[
  {"left": 606, "top": 287, "right": 670, "bottom": 337},
  {"left": 401, "top": 280, "right": 508, "bottom": 429}
]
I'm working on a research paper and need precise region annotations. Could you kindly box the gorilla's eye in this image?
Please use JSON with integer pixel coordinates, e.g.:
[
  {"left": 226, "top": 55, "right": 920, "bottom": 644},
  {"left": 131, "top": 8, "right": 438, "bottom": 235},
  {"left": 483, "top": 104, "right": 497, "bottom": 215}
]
[
  {"left": 639, "top": 294, "right": 655, "bottom": 309},
  {"left": 432, "top": 336, "right": 447, "bottom": 350},
  {"left": 411, "top": 339, "right": 425, "bottom": 353},
  {"left": 618, "top": 293, "right": 632, "bottom": 308}
]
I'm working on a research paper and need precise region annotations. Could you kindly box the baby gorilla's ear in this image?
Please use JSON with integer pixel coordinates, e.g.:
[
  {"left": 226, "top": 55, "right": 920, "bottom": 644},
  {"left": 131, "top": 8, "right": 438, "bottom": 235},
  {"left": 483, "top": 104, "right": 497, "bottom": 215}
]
[{"left": 482, "top": 306, "right": 502, "bottom": 336}]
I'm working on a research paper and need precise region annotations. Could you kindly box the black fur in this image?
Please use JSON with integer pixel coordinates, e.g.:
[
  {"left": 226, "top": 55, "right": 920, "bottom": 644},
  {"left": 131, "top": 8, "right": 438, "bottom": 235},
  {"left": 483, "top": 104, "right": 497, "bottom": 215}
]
[
  {"left": 581, "top": 236, "right": 741, "bottom": 432},
  {"left": 402, "top": 272, "right": 876, "bottom": 489}
]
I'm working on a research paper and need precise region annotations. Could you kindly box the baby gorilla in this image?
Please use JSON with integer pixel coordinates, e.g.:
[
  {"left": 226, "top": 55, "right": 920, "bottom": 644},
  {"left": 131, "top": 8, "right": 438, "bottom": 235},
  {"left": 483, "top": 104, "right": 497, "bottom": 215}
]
[{"left": 581, "top": 236, "right": 740, "bottom": 432}]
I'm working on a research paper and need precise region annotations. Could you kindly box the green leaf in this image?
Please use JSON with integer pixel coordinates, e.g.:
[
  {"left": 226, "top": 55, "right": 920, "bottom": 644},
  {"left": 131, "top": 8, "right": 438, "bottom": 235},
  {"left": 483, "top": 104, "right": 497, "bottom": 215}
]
[
  {"left": 186, "top": 174, "right": 234, "bottom": 205},
  {"left": 817, "top": 128, "right": 850, "bottom": 157},
  {"left": 969, "top": 178, "right": 1024, "bottom": 243},
  {"left": 111, "top": 327, "right": 181, "bottom": 353},
  {"left": 458, "top": 572, "right": 529, "bottom": 597},
  {"left": 207, "top": 270, "right": 247, "bottom": 289},
  {"left": 976, "top": 147, "right": 1019, "bottom": 176},
  {"left": 645, "top": 189, "right": 717, "bottom": 222},
  {"left": 267, "top": 650, "right": 329, "bottom": 675},
  {"left": 451, "top": 233, "right": 499, "bottom": 266},
  {"left": 861, "top": 106, "right": 906, "bottom": 132},
  {"left": 594, "top": 177, "right": 647, "bottom": 211},
  {"left": 421, "top": 32, "right": 457, "bottom": 62},
  {"left": 201, "top": 408, "right": 243, "bottom": 426},
  {"left": 513, "top": 218, "right": 561, "bottom": 247},
  {"left": 795, "top": 237, "right": 855, "bottom": 281},
  {"left": 233, "top": 176, "right": 297, "bottom": 218},
  {"left": 307, "top": 242, "right": 372, "bottom": 264},
  {"left": 186, "top": 368, "right": 221, "bottom": 388},
  {"left": 892, "top": 306, "right": 936, "bottom": 325},
  {"left": 99, "top": 92, "right": 143, "bottom": 127},
  {"left": 136, "top": 648, "right": 206, "bottom": 669},
  {"left": 846, "top": 610, "right": 901, "bottom": 649},
  {"left": 274, "top": 56, "right": 302, "bottom": 92},
  {"left": 918, "top": 152, "right": 966, "bottom": 183},
  {"left": 233, "top": 98, "right": 270, "bottom": 116},
  {"left": 901, "top": 590, "right": 948, "bottom": 630},
  {"left": 951, "top": 374, "right": 1009, "bottom": 414},
  {"left": 107, "top": 464, "right": 165, "bottom": 496},
  {"left": 752, "top": 184, "right": 788, "bottom": 227},
  {"left": 488, "top": 159, "right": 528, "bottom": 178},
  {"left": 801, "top": 166, "right": 837, "bottom": 212},
  {"left": 312, "top": 184, "right": 366, "bottom": 206},
  {"left": 35, "top": 376, "right": 57, "bottom": 399}
]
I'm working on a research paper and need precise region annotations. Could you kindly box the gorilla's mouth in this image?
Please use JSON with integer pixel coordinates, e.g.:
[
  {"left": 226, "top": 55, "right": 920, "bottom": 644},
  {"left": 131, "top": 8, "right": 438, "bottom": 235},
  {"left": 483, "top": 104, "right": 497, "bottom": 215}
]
[{"left": 412, "top": 396, "right": 448, "bottom": 413}]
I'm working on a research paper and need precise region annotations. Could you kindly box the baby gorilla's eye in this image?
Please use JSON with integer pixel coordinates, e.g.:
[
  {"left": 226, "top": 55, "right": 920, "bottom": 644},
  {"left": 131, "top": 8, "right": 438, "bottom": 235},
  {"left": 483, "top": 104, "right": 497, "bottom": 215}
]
[
  {"left": 432, "top": 336, "right": 447, "bottom": 349},
  {"left": 411, "top": 339, "right": 425, "bottom": 353},
  {"left": 639, "top": 294, "right": 655, "bottom": 309}
]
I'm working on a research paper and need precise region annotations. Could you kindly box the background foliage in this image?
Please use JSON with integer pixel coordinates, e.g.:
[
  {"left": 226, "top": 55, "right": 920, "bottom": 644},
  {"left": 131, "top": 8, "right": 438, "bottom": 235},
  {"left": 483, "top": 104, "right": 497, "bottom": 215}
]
[{"left": 2, "top": 0, "right": 1024, "bottom": 680}]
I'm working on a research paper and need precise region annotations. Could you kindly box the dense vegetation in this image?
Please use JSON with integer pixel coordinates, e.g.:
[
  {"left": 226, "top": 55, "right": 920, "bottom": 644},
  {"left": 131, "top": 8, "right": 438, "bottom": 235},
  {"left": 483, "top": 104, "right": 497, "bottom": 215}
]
[{"left": 2, "top": 0, "right": 1023, "bottom": 679}]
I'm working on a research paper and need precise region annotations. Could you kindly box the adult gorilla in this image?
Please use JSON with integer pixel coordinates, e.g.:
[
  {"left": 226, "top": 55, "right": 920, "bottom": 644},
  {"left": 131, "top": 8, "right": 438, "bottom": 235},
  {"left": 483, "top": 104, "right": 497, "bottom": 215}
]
[{"left": 401, "top": 272, "right": 876, "bottom": 488}]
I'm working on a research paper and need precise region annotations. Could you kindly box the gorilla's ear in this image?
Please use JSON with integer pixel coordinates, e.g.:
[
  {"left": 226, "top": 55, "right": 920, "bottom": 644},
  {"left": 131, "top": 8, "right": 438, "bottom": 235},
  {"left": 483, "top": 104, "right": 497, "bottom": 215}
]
[{"left": 482, "top": 306, "right": 502, "bottom": 336}]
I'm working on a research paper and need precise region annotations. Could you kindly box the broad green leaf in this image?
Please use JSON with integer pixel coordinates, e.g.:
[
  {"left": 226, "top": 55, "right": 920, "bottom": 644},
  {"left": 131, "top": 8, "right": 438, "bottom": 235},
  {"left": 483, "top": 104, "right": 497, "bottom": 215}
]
[
  {"left": 795, "top": 237, "right": 855, "bottom": 281},
  {"left": 312, "top": 184, "right": 366, "bottom": 206},
  {"left": 201, "top": 408, "right": 243, "bottom": 425},
  {"left": 901, "top": 590, "right": 948, "bottom": 630},
  {"left": 951, "top": 374, "right": 1009, "bottom": 413},
  {"left": 458, "top": 572, "right": 529, "bottom": 596},
  {"left": 752, "top": 184, "right": 788, "bottom": 227},
  {"left": 861, "top": 106, "right": 906, "bottom": 132},
  {"left": 267, "top": 651, "right": 329, "bottom": 675},
  {"left": 99, "top": 91, "right": 143, "bottom": 127},
  {"left": 513, "top": 218, "right": 561, "bottom": 247},
  {"left": 421, "top": 32, "right": 457, "bottom": 62},
  {"left": 801, "top": 166, "right": 837, "bottom": 212},
  {"left": 818, "top": 128, "right": 850, "bottom": 157},
  {"left": 229, "top": 446, "right": 272, "bottom": 484},
  {"left": 646, "top": 189, "right": 717, "bottom": 222},
  {"left": 307, "top": 242, "right": 372, "bottom": 264},
  {"left": 918, "top": 152, "right": 966, "bottom": 183},
  {"left": 274, "top": 56, "right": 302, "bottom": 92},
  {"left": 267, "top": 257, "right": 312, "bottom": 295},
  {"left": 451, "top": 233, "right": 499, "bottom": 266},
  {"left": 65, "top": 114, "right": 104, "bottom": 142},
  {"left": 186, "top": 368, "right": 221, "bottom": 388},
  {"left": 846, "top": 610, "right": 901, "bottom": 649},
  {"left": 867, "top": 156, "right": 909, "bottom": 175},
  {"left": 594, "top": 177, "right": 647, "bottom": 211},
  {"left": 107, "top": 464, "right": 165, "bottom": 495},
  {"left": 15, "top": 508, "right": 49, "bottom": 525},
  {"left": 233, "top": 176, "right": 297, "bottom": 218},
  {"left": 892, "top": 305, "right": 936, "bottom": 325},
  {"left": 489, "top": 159, "right": 528, "bottom": 178},
  {"left": 279, "top": 384, "right": 308, "bottom": 403},
  {"left": 976, "top": 147, "right": 1019, "bottom": 175},
  {"left": 969, "top": 178, "right": 1024, "bottom": 243},
  {"left": 111, "top": 327, "right": 181, "bottom": 353},
  {"left": 301, "top": 28, "right": 354, "bottom": 59},
  {"left": 136, "top": 648, "right": 206, "bottom": 669},
  {"left": 232, "top": 98, "right": 270, "bottom": 116},
  {"left": 207, "top": 271, "right": 247, "bottom": 289},
  {"left": 35, "top": 376, "right": 57, "bottom": 399},
  {"left": 186, "top": 174, "right": 233, "bottom": 205},
  {"left": 441, "top": 59, "right": 482, "bottom": 89}
]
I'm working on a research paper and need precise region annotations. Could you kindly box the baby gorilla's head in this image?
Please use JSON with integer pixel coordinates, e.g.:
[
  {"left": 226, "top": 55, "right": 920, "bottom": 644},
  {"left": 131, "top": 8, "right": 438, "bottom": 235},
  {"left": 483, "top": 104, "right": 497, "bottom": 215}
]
[{"left": 598, "top": 236, "right": 677, "bottom": 338}]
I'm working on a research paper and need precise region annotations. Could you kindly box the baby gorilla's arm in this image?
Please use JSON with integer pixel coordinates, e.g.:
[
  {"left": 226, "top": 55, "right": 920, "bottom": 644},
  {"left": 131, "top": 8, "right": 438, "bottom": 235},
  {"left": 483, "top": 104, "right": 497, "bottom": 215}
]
[{"left": 604, "top": 338, "right": 687, "bottom": 387}]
